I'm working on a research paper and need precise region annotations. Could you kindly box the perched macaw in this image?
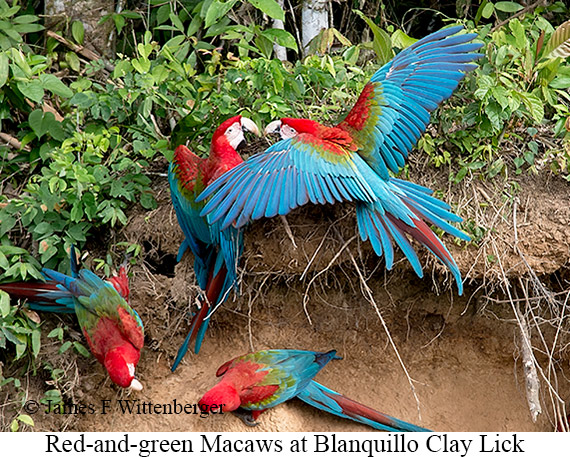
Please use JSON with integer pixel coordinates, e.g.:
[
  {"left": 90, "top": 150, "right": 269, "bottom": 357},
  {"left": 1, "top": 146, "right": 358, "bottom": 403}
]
[
  {"left": 197, "top": 26, "right": 484, "bottom": 295},
  {"left": 168, "top": 115, "right": 260, "bottom": 370},
  {"left": 0, "top": 247, "right": 143, "bottom": 390},
  {"left": 199, "top": 349, "right": 430, "bottom": 431}
]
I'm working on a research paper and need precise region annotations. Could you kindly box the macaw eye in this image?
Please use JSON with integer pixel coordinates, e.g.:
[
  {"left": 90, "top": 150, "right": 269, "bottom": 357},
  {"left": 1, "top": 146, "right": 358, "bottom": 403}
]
[{"left": 283, "top": 125, "right": 297, "bottom": 137}]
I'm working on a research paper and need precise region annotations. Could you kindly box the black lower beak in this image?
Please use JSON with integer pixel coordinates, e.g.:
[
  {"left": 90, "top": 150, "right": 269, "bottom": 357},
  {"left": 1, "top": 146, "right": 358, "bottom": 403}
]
[{"left": 236, "top": 138, "right": 247, "bottom": 151}]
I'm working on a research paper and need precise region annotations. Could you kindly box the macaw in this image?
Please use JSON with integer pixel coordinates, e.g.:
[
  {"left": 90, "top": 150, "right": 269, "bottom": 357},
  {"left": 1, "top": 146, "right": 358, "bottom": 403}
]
[
  {"left": 0, "top": 247, "right": 143, "bottom": 390},
  {"left": 168, "top": 115, "right": 260, "bottom": 371},
  {"left": 199, "top": 349, "right": 430, "bottom": 431},
  {"left": 197, "top": 26, "right": 484, "bottom": 295}
]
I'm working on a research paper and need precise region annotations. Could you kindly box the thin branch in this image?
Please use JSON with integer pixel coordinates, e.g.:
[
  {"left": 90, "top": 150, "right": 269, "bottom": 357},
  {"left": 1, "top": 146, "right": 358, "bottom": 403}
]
[
  {"left": 0, "top": 133, "right": 30, "bottom": 152},
  {"left": 491, "top": 0, "right": 548, "bottom": 32},
  {"left": 346, "top": 248, "right": 424, "bottom": 422},
  {"left": 47, "top": 30, "right": 115, "bottom": 72}
]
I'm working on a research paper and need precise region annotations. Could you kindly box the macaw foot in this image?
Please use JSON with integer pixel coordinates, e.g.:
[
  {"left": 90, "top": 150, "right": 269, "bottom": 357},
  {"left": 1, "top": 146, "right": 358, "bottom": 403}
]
[{"left": 232, "top": 408, "right": 259, "bottom": 427}]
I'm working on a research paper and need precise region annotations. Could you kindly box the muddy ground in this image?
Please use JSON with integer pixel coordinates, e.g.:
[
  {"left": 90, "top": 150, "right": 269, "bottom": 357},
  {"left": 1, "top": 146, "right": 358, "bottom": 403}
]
[{"left": 2, "top": 166, "right": 569, "bottom": 433}]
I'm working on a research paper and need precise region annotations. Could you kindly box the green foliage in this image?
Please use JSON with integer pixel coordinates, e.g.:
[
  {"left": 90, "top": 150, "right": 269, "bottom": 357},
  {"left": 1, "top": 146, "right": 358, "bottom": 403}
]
[
  {"left": 10, "top": 414, "right": 34, "bottom": 432},
  {"left": 0, "top": 0, "right": 43, "bottom": 51},
  {"left": 0, "top": 291, "right": 42, "bottom": 361},
  {"left": 1, "top": 127, "right": 155, "bottom": 267},
  {"left": 420, "top": 5, "right": 570, "bottom": 182},
  {"left": 0, "top": 245, "right": 43, "bottom": 281},
  {"left": 354, "top": 10, "right": 394, "bottom": 65},
  {"left": 542, "top": 19, "right": 570, "bottom": 59}
]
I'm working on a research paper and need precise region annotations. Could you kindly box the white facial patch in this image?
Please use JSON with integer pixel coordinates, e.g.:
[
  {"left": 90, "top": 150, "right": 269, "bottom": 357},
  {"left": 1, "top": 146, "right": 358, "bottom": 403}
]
[
  {"left": 281, "top": 124, "right": 298, "bottom": 140},
  {"left": 225, "top": 122, "right": 245, "bottom": 149},
  {"left": 127, "top": 363, "right": 135, "bottom": 378}
]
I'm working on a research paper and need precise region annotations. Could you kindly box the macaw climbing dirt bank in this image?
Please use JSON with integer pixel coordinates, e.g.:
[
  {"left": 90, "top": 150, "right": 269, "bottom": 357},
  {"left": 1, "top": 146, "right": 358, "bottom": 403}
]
[{"left": 4, "top": 162, "right": 569, "bottom": 432}]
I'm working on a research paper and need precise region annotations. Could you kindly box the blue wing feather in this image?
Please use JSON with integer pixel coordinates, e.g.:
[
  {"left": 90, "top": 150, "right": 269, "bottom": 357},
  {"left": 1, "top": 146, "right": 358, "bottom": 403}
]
[
  {"left": 340, "top": 26, "right": 483, "bottom": 178},
  {"left": 169, "top": 149, "right": 243, "bottom": 363}
]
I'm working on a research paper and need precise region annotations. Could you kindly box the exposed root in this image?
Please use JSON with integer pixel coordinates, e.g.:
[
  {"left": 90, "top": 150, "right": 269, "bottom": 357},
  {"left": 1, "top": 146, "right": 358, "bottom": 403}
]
[
  {"left": 280, "top": 215, "right": 298, "bottom": 250},
  {"left": 345, "top": 247, "right": 424, "bottom": 423},
  {"left": 302, "top": 235, "right": 357, "bottom": 325},
  {"left": 479, "top": 195, "right": 570, "bottom": 430}
]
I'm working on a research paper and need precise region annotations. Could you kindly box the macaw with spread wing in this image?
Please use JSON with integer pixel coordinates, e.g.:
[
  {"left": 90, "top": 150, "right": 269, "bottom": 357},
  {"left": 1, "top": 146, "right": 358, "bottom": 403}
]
[
  {"left": 0, "top": 247, "right": 144, "bottom": 390},
  {"left": 197, "top": 26, "right": 484, "bottom": 295},
  {"left": 168, "top": 115, "right": 260, "bottom": 371},
  {"left": 199, "top": 349, "right": 431, "bottom": 431}
]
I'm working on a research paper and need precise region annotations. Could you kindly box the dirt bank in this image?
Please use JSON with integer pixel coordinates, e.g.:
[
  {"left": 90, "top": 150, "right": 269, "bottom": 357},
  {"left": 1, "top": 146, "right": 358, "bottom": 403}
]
[{"left": 3, "top": 170, "right": 569, "bottom": 433}]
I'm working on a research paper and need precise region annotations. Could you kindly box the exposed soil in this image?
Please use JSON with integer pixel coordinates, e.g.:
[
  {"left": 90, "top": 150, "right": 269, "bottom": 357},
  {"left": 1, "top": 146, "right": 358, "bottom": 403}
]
[{"left": 2, "top": 170, "right": 569, "bottom": 433}]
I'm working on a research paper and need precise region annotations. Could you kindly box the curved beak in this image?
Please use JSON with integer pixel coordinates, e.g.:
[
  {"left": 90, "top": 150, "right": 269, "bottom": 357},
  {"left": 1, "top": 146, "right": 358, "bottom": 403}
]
[
  {"left": 265, "top": 120, "right": 282, "bottom": 136},
  {"left": 129, "top": 378, "right": 143, "bottom": 391},
  {"left": 240, "top": 117, "right": 261, "bottom": 137}
]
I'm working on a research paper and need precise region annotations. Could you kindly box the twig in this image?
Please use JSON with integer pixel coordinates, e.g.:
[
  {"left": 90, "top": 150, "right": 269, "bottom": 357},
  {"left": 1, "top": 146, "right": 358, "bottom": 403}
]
[
  {"left": 300, "top": 222, "right": 336, "bottom": 281},
  {"left": 491, "top": 0, "right": 547, "bottom": 32},
  {"left": 514, "top": 300, "right": 541, "bottom": 422},
  {"left": 47, "top": 30, "right": 115, "bottom": 72},
  {"left": 279, "top": 215, "right": 297, "bottom": 249},
  {"left": 345, "top": 247, "right": 423, "bottom": 421},
  {"left": 491, "top": 238, "right": 565, "bottom": 424},
  {"left": 0, "top": 132, "right": 30, "bottom": 152},
  {"left": 302, "top": 235, "right": 357, "bottom": 325}
]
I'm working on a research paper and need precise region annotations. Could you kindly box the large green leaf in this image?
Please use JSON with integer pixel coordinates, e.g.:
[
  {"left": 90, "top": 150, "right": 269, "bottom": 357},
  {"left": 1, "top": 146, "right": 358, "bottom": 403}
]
[
  {"left": 494, "top": 1, "right": 523, "bottom": 13},
  {"left": 0, "top": 290, "right": 9, "bottom": 319},
  {"left": 261, "top": 28, "right": 298, "bottom": 51},
  {"left": 71, "top": 21, "right": 84, "bottom": 45},
  {"left": 205, "top": 0, "right": 238, "bottom": 28},
  {"left": 543, "top": 19, "right": 570, "bottom": 59},
  {"left": 391, "top": 29, "right": 417, "bottom": 50},
  {"left": 39, "top": 73, "right": 73, "bottom": 98},
  {"left": 520, "top": 93, "right": 544, "bottom": 123},
  {"left": 17, "top": 79, "right": 44, "bottom": 103},
  {"left": 354, "top": 10, "right": 393, "bottom": 65},
  {"left": 247, "top": 0, "right": 284, "bottom": 21},
  {"left": 28, "top": 110, "right": 63, "bottom": 140}
]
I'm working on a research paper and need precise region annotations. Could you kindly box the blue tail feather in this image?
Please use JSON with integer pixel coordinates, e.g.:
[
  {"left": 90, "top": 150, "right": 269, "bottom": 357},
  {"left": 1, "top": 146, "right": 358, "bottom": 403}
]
[{"left": 297, "top": 381, "right": 432, "bottom": 432}]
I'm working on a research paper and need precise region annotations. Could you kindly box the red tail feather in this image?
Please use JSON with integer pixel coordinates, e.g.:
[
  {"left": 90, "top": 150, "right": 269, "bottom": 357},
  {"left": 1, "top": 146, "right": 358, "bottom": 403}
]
[
  {"left": 323, "top": 390, "right": 400, "bottom": 429},
  {"left": 0, "top": 281, "right": 59, "bottom": 302},
  {"left": 387, "top": 209, "right": 454, "bottom": 265},
  {"left": 186, "top": 264, "right": 228, "bottom": 346}
]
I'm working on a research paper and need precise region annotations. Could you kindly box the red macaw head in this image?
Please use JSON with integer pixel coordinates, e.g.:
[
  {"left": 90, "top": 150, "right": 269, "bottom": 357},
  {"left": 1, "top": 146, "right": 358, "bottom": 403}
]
[
  {"left": 266, "top": 117, "right": 354, "bottom": 151},
  {"left": 265, "top": 118, "right": 319, "bottom": 139},
  {"left": 212, "top": 115, "right": 260, "bottom": 151},
  {"left": 104, "top": 343, "right": 143, "bottom": 390},
  {"left": 199, "top": 382, "right": 242, "bottom": 413}
]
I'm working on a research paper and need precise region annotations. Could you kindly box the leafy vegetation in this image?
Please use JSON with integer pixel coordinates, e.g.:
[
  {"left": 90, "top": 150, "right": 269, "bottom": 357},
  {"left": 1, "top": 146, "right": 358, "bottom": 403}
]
[{"left": 420, "top": 3, "right": 570, "bottom": 183}]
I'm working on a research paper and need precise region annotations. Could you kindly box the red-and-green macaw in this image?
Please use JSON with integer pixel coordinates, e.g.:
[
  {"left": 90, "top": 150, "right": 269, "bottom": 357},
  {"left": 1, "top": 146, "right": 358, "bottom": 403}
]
[
  {"left": 197, "top": 26, "right": 484, "bottom": 295},
  {"left": 0, "top": 247, "right": 143, "bottom": 390},
  {"left": 168, "top": 115, "right": 260, "bottom": 371},
  {"left": 199, "top": 349, "right": 431, "bottom": 431}
]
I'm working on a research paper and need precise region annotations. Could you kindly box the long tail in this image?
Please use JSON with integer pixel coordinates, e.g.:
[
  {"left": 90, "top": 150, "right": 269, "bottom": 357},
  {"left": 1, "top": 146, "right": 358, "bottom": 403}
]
[
  {"left": 0, "top": 246, "right": 130, "bottom": 313},
  {"left": 0, "top": 281, "right": 75, "bottom": 313},
  {"left": 171, "top": 262, "right": 228, "bottom": 371},
  {"left": 296, "top": 381, "right": 431, "bottom": 432},
  {"left": 356, "top": 179, "right": 467, "bottom": 295}
]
